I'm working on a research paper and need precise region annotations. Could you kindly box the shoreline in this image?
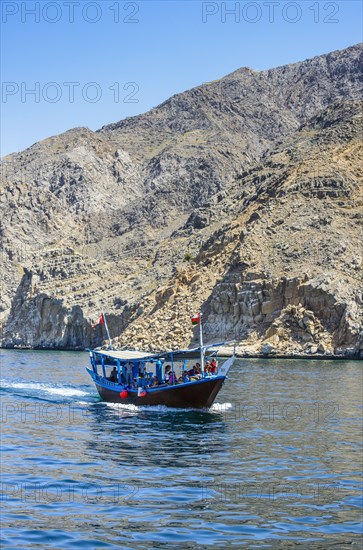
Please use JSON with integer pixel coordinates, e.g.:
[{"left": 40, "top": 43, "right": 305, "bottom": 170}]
[{"left": 1, "top": 346, "right": 361, "bottom": 360}]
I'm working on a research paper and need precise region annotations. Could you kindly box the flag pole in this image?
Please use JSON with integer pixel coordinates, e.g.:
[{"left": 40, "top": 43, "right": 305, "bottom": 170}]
[
  {"left": 199, "top": 312, "right": 204, "bottom": 376},
  {"left": 102, "top": 311, "right": 114, "bottom": 350}
]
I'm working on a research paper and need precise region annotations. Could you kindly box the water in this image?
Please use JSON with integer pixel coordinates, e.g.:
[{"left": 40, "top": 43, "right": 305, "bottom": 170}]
[{"left": 0, "top": 350, "right": 362, "bottom": 549}]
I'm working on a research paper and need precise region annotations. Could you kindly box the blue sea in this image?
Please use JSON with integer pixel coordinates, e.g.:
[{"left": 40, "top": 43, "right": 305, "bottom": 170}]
[{"left": 0, "top": 350, "right": 362, "bottom": 548}]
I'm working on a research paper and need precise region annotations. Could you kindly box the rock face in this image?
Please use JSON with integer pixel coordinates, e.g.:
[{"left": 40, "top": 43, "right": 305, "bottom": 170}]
[
  {"left": 2, "top": 269, "right": 93, "bottom": 350},
  {"left": 207, "top": 275, "right": 361, "bottom": 356},
  {"left": 1, "top": 44, "right": 362, "bottom": 356}
]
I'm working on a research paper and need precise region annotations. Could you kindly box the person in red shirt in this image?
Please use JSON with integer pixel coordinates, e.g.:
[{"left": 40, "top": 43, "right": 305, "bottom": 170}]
[{"left": 210, "top": 359, "right": 217, "bottom": 374}]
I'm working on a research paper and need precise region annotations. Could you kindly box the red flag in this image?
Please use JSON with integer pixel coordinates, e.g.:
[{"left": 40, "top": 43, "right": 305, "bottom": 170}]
[
  {"left": 191, "top": 313, "right": 201, "bottom": 325},
  {"left": 92, "top": 314, "right": 105, "bottom": 329}
]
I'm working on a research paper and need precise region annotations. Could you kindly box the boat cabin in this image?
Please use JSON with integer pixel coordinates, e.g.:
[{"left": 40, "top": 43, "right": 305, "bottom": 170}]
[{"left": 88, "top": 346, "right": 222, "bottom": 390}]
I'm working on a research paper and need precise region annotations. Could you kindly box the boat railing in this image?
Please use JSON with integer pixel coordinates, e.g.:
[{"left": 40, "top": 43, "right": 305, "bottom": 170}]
[
  {"left": 94, "top": 372, "right": 119, "bottom": 387},
  {"left": 92, "top": 363, "right": 226, "bottom": 390}
]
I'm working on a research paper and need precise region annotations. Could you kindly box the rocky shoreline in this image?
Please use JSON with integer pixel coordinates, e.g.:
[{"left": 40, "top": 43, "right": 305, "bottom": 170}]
[{"left": 1, "top": 344, "right": 361, "bottom": 360}]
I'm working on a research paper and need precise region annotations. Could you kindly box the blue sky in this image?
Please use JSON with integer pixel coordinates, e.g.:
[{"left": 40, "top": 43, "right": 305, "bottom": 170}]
[{"left": 1, "top": 0, "right": 362, "bottom": 157}]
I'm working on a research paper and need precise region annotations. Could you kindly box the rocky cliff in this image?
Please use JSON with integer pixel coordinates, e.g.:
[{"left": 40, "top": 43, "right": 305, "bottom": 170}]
[{"left": 1, "top": 44, "right": 362, "bottom": 356}]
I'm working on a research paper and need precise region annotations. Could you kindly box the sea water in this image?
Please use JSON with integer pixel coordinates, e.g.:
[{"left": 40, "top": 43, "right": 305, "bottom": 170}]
[{"left": 0, "top": 349, "right": 362, "bottom": 548}]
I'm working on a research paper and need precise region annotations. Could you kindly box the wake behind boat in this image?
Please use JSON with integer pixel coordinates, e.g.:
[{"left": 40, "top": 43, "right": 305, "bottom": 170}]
[{"left": 87, "top": 344, "right": 235, "bottom": 409}]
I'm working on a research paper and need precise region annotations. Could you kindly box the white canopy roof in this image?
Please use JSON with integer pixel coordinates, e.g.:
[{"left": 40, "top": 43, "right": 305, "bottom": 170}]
[
  {"left": 93, "top": 349, "right": 156, "bottom": 361},
  {"left": 91, "top": 342, "right": 229, "bottom": 362}
]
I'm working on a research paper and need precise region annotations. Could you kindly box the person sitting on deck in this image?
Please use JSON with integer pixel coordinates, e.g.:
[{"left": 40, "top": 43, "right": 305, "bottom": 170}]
[
  {"left": 192, "top": 363, "right": 202, "bottom": 380},
  {"left": 164, "top": 365, "right": 177, "bottom": 385},
  {"left": 189, "top": 364, "right": 201, "bottom": 381},
  {"left": 168, "top": 371, "right": 177, "bottom": 385},
  {"left": 164, "top": 365, "right": 172, "bottom": 381},
  {"left": 188, "top": 365, "right": 196, "bottom": 376},
  {"left": 151, "top": 375, "right": 160, "bottom": 386},
  {"left": 181, "top": 371, "right": 190, "bottom": 383},
  {"left": 109, "top": 366, "right": 118, "bottom": 382},
  {"left": 205, "top": 362, "right": 212, "bottom": 376},
  {"left": 178, "top": 369, "right": 189, "bottom": 383}
]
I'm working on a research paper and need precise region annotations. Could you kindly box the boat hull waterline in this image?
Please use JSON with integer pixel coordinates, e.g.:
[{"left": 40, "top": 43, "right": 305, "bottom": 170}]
[{"left": 91, "top": 373, "right": 225, "bottom": 409}]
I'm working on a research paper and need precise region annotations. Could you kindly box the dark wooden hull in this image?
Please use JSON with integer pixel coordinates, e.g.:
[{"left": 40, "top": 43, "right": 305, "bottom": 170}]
[{"left": 95, "top": 377, "right": 225, "bottom": 409}]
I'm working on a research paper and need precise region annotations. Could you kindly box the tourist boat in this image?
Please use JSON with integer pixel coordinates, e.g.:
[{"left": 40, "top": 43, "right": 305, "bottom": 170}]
[{"left": 86, "top": 344, "right": 235, "bottom": 409}]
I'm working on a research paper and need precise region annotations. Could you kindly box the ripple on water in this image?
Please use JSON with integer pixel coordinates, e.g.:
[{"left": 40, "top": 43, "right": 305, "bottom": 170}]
[{"left": 0, "top": 351, "right": 362, "bottom": 548}]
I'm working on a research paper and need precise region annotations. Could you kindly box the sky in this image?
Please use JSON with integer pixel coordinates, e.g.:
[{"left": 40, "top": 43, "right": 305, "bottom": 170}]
[{"left": 1, "top": 0, "right": 362, "bottom": 157}]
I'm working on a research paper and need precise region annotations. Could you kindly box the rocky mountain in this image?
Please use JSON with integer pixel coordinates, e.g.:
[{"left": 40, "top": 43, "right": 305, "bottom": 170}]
[{"left": 1, "top": 44, "right": 362, "bottom": 356}]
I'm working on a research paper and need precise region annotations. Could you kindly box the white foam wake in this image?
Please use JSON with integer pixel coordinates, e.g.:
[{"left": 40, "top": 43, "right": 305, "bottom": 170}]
[
  {"left": 210, "top": 402, "right": 233, "bottom": 412},
  {"left": 0, "top": 380, "right": 89, "bottom": 398},
  {"left": 104, "top": 401, "right": 233, "bottom": 414}
]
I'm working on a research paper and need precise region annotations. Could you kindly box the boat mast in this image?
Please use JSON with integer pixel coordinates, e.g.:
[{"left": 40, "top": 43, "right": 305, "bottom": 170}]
[
  {"left": 199, "top": 312, "right": 204, "bottom": 375},
  {"left": 102, "top": 311, "right": 114, "bottom": 350}
]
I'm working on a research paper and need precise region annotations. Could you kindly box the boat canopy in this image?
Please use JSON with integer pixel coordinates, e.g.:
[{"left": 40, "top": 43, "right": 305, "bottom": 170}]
[
  {"left": 92, "top": 349, "right": 156, "bottom": 361},
  {"left": 91, "top": 342, "right": 228, "bottom": 362}
]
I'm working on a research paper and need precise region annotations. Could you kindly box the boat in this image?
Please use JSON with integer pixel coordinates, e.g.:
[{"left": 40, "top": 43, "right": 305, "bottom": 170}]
[{"left": 86, "top": 344, "right": 235, "bottom": 409}]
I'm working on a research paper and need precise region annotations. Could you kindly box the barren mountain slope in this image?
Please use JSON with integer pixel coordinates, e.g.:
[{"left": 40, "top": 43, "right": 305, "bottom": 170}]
[
  {"left": 0, "top": 44, "right": 362, "bottom": 355},
  {"left": 112, "top": 100, "right": 363, "bottom": 356}
]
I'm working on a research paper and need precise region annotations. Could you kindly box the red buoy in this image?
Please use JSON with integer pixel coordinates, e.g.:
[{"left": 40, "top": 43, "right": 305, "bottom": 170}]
[{"left": 120, "top": 390, "right": 128, "bottom": 399}]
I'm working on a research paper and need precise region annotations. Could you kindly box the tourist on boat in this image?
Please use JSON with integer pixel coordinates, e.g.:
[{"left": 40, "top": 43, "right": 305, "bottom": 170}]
[
  {"left": 192, "top": 363, "right": 202, "bottom": 379},
  {"left": 164, "top": 365, "right": 172, "bottom": 381},
  {"left": 188, "top": 365, "right": 196, "bottom": 376},
  {"left": 125, "top": 362, "right": 134, "bottom": 387},
  {"left": 182, "top": 371, "right": 190, "bottom": 383},
  {"left": 178, "top": 370, "right": 189, "bottom": 383},
  {"left": 164, "top": 365, "right": 177, "bottom": 385},
  {"left": 168, "top": 371, "right": 177, "bottom": 385},
  {"left": 210, "top": 359, "right": 217, "bottom": 374},
  {"left": 189, "top": 369, "right": 200, "bottom": 381},
  {"left": 151, "top": 375, "right": 160, "bottom": 386},
  {"left": 109, "top": 366, "right": 118, "bottom": 382}
]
